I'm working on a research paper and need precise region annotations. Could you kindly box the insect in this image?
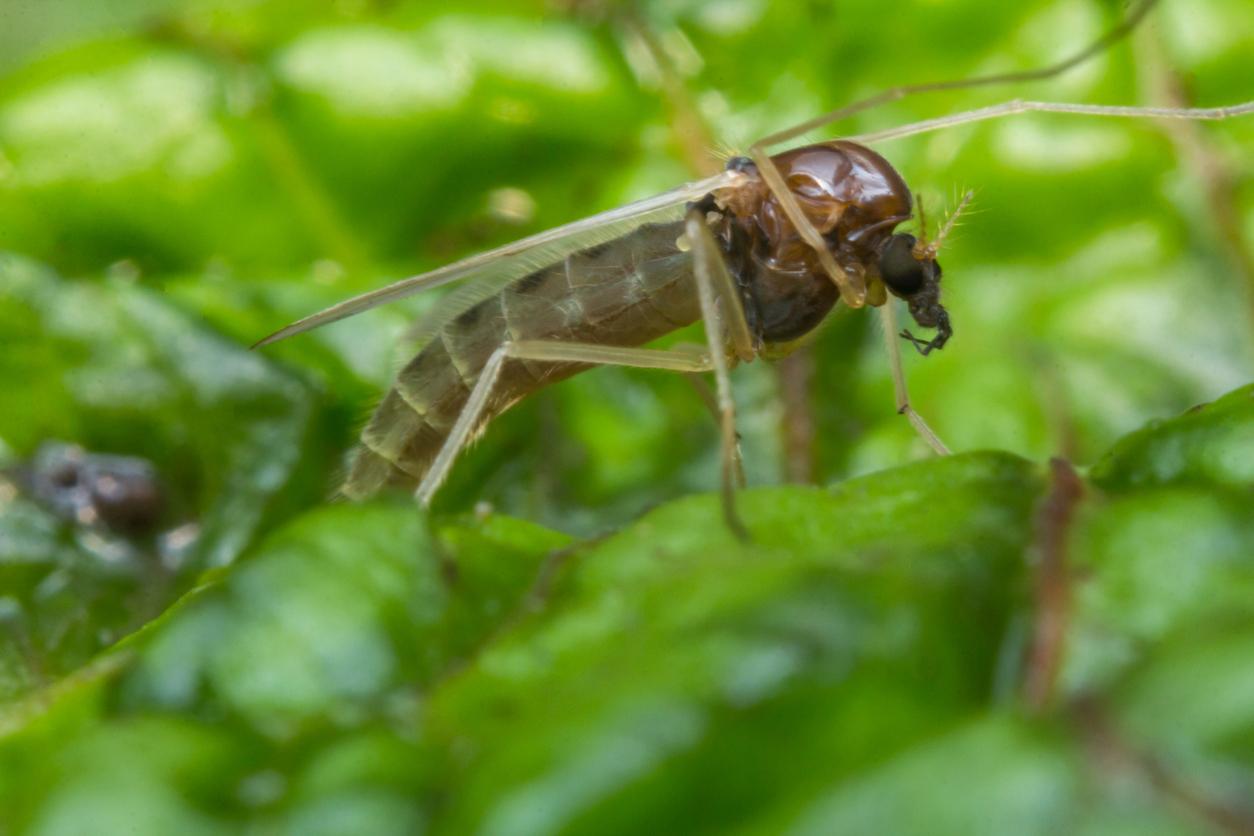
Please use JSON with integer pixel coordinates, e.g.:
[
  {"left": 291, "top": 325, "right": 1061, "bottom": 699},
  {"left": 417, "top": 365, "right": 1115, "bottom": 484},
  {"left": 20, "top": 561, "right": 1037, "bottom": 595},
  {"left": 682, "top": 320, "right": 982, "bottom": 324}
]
[
  {"left": 22, "top": 442, "right": 163, "bottom": 535},
  {"left": 255, "top": 0, "right": 1251, "bottom": 535}
]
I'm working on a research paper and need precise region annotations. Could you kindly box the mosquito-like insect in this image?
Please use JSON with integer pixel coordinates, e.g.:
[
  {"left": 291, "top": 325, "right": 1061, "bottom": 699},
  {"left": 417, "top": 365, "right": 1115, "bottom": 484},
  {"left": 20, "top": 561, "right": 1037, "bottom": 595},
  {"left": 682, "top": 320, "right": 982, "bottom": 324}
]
[{"left": 255, "top": 0, "right": 1251, "bottom": 536}]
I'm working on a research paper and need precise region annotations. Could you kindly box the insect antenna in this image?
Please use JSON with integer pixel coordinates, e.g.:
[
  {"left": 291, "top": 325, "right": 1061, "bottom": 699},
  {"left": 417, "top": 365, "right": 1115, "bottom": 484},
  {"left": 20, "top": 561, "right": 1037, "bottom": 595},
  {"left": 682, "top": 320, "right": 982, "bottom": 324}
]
[
  {"left": 922, "top": 190, "right": 976, "bottom": 259},
  {"left": 711, "top": 141, "right": 745, "bottom": 166}
]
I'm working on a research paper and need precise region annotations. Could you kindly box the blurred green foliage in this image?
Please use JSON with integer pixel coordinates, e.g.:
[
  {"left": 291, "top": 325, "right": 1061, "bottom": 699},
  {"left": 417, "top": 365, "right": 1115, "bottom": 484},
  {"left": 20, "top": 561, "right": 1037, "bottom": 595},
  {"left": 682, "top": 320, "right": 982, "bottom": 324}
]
[{"left": 0, "top": 0, "right": 1252, "bottom": 832}]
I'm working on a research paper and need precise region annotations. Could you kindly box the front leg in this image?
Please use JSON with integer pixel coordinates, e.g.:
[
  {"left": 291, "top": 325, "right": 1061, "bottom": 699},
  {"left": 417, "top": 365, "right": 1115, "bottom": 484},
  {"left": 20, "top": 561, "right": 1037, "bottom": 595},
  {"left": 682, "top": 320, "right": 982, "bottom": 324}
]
[{"left": 878, "top": 300, "right": 950, "bottom": 455}]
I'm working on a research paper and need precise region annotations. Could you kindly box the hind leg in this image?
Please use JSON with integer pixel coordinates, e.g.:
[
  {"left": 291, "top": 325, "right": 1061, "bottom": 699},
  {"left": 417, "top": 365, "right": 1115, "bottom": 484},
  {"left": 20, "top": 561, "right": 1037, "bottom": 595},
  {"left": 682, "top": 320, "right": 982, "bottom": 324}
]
[
  {"left": 416, "top": 212, "right": 757, "bottom": 538},
  {"left": 878, "top": 301, "right": 948, "bottom": 455},
  {"left": 415, "top": 339, "right": 756, "bottom": 534}
]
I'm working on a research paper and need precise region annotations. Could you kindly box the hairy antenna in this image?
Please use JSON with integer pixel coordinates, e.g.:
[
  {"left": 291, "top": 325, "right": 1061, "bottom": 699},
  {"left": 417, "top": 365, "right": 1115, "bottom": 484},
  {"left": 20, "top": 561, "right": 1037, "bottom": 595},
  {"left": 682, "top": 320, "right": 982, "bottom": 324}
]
[{"left": 923, "top": 190, "right": 976, "bottom": 259}]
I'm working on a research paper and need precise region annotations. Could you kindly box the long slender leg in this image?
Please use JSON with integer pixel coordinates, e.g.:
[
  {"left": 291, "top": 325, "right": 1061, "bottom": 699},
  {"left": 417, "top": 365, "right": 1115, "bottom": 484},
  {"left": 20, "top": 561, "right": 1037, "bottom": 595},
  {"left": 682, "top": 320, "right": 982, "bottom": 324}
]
[
  {"left": 682, "top": 371, "right": 747, "bottom": 489},
  {"left": 686, "top": 210, "right": 756, "bottom": 362},
  {"left": 414, "top": 341, "right": 727, "bottom": 508},
  {"left": 686, "top": 212, "right": 752, "bottom": 490},
  {"left": 687, "top": 209, "right": 751, "bottom": 539},
  {"left": 416, "top": 345, "right": 509, "bottom": 508},
  {"left": 754, "top": 0, "right": 1163, "bottom": 151},
  {"left": 879, "top": 301, "right": 949, "bottom": 455},
  {"left": 849, "top": 100, "right": 1253, "bottom": 146},
  {"left": 737, "top": 0, "right": 1168, "bottom": 307},
  {"left": 513, "top": 340, "right": 756, "bottom": 524},
  {"left": 741, "top": 0, "right": 1166, "bottom": 309},
  {"left": 616, "top": 9, "right": 762, "bottom": 492},
  {"left": 420, "top": 214, "right": 758, "bottom": 536},
  {"left": 746, "top": 144, "right": 864, "bottom": 308},
  {"left": 505, "top": 341, "right": 714, "bottom": 371}
]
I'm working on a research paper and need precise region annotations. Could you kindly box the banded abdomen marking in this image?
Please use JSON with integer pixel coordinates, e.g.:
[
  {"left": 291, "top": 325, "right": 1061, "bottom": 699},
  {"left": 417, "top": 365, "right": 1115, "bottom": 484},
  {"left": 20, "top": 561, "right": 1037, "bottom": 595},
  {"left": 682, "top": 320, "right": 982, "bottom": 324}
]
[{"left": 343, "top": 220, "right": 703, "bottom": 498}]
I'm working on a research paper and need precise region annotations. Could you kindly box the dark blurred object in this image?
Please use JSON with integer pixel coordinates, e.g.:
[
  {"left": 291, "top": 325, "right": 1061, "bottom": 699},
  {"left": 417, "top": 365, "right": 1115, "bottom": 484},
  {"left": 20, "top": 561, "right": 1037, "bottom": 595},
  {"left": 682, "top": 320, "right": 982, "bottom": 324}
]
[{"left": 23, "top": 442, "right": 164, "bottom": 535}]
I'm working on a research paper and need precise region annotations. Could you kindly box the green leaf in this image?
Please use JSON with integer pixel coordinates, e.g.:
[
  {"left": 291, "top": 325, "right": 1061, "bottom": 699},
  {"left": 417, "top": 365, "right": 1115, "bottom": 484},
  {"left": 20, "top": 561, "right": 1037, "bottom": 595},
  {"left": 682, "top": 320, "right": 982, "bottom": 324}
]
[
  {"left": 1, "top": 1, "right": 1252, "bottom": 832},
  {"left": 0, "top": 253, "right": 318, "bottom": 698},
  {"left": 1, "top": 389, "right": 1253, "bottom": 831},
  {"left": 1090, "top": 384, "right": 1254, "bottom": 491},
  {"left": 121, "top": 503, "right": 569, "bottom": 727}
]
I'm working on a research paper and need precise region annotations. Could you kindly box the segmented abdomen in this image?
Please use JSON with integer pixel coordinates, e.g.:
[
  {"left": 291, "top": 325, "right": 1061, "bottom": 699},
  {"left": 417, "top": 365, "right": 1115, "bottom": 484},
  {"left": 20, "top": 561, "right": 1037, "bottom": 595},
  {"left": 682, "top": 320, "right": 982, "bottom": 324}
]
[{"left": 343, "top": 220, "right": 702, "bottom": 498}]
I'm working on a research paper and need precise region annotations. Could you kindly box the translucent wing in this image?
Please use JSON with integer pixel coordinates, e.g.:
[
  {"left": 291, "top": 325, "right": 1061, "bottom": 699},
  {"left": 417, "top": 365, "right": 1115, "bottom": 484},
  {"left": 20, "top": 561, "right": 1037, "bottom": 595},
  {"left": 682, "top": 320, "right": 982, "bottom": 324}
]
[
  {"left": 400, "top": 272, "right": 515, "bottom": 356},
  {"left": 253, "top": 171, "right": 739, "bottom": 348}
]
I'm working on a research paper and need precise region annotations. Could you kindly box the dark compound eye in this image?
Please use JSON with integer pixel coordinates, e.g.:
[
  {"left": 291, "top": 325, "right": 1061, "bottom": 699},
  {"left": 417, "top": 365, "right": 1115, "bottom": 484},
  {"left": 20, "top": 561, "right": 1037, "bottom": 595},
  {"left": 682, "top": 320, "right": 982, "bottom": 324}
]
[{"left": 878, "top": 233, "right": 926, "bottom": 296}]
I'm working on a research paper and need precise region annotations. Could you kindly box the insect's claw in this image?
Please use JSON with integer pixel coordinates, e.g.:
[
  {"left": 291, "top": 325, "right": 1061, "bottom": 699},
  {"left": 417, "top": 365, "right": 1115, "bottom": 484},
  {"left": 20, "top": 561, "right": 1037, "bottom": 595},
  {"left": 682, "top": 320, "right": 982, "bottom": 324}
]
[
  {"left": 899, "top": 328, "right": 947, "bottom": 356},
  {"left": 899, "top": 328, "right": 927, "bottom": 355}
]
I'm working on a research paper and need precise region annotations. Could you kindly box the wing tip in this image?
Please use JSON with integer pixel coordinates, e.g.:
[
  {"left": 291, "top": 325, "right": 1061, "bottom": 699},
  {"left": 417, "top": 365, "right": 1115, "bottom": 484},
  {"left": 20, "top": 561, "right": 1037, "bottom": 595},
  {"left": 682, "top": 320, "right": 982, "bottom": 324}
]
[
  {"left": 250, "top": 329, "right": 288, "bottom": 350},
  {"left": 251, "top": 313, "right": 328, "bottom": 349}
]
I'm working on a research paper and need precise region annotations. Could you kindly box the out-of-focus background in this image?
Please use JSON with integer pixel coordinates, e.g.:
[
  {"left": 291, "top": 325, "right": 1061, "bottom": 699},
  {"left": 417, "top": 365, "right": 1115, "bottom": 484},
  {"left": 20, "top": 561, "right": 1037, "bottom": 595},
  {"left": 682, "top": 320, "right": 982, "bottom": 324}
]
[{"left": 1, "top": 1, "right": 1252, "bottom": 833}]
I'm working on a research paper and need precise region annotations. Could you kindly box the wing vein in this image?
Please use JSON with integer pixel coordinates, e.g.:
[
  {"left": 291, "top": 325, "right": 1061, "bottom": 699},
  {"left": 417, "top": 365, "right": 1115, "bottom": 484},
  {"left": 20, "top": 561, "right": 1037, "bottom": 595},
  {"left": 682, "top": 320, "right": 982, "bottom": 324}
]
[{"left": 253, "top": 171, "right": 739, "bottom": 348}]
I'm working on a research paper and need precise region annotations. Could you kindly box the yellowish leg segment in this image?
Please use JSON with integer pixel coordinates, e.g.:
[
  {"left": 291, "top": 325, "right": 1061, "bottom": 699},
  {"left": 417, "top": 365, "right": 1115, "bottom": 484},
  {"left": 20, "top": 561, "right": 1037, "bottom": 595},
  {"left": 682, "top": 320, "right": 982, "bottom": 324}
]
[
  {"left": 686, "top": 211, "right": 757, "bottom": 363},
  {"left": 746, "top": 145, "right": 865, "bottom": 308},
  {"left": 681, "top": 370, "right": 746, "bottom": 489},
  {"left": 413, "top": 342, "right": 719, "bottom": 509},
  {"left": 736, "top": 0, "right": 1195, "bottom": 311},
  {"left": 418, "top": 211, "right": 760, "bottom": 539},
  {"left": 751, "top": 0, "right": 1166, "bottom": 152},
  {"left": 849, "top": 100, "right": 1253, "bottom": 146},
  {"left": 687, "top": 208, "right": 754, "bottom": 539},
  {"left": 879, "top": 301, "right": 949, "bottom": 455},
  {"left": 505, "top": 341, "right": 715, "bottom": 371}
]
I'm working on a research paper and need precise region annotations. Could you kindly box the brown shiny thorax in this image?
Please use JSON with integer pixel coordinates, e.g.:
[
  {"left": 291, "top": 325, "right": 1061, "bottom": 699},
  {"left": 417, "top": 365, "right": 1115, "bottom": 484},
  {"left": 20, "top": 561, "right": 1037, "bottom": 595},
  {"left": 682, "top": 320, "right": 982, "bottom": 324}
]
[{"left": 712, "top": 141, "right": 916, "bottom": 346}]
